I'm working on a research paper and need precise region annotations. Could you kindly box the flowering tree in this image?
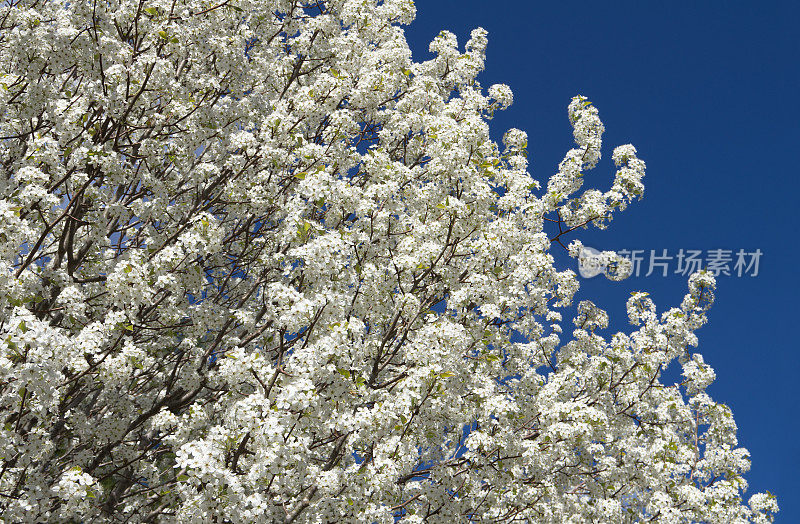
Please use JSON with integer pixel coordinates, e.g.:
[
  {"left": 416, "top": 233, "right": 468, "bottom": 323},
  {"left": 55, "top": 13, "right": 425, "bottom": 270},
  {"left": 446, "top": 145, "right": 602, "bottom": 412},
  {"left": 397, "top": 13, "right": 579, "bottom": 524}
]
[{"left": 0, "top": 0, "right": 777, "bottom": 522}]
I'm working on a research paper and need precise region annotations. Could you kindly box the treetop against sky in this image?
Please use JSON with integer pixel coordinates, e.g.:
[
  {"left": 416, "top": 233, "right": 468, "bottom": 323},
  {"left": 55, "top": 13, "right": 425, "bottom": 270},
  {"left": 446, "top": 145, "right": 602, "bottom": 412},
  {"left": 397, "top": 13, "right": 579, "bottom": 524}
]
[{"left": 0, "top": 0, "right": 785, "bottom": 522}]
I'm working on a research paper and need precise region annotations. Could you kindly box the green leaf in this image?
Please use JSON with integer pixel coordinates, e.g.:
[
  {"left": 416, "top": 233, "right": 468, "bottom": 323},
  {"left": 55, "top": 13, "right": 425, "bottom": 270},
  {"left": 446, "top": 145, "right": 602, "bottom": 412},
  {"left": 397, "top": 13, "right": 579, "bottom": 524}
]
[{"left": 116, "top": 322, "right": 134, "bottom": 332}]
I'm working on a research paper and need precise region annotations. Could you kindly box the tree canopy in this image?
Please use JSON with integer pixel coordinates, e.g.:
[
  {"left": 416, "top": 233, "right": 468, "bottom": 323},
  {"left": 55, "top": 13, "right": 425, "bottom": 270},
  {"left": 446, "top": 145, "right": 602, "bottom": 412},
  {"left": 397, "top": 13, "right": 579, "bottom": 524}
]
[{"left": 0, "top": 0, "right": 777, "bottom": 521}]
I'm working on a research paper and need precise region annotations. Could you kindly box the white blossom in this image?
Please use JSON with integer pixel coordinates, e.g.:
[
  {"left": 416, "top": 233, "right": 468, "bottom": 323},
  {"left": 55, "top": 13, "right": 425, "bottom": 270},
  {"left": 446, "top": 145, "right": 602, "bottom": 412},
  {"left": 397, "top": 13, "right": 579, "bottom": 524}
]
[{"left": 0, "top": 0, "right": 773, "bottom": 522}]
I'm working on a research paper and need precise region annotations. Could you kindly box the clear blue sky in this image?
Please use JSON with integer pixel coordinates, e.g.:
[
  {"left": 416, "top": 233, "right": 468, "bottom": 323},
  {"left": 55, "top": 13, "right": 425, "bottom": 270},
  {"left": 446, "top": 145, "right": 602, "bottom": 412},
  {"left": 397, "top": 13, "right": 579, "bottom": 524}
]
[{"left": 406, "top": 1, "right": 799, "bottom": 520}]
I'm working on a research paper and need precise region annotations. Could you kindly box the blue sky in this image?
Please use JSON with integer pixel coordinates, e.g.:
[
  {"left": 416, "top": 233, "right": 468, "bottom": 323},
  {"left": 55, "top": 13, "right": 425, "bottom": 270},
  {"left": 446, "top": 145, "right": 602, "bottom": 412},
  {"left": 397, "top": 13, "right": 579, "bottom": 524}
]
[{"left": 406, "top": 1, "right": 799, "bottom": 520}]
